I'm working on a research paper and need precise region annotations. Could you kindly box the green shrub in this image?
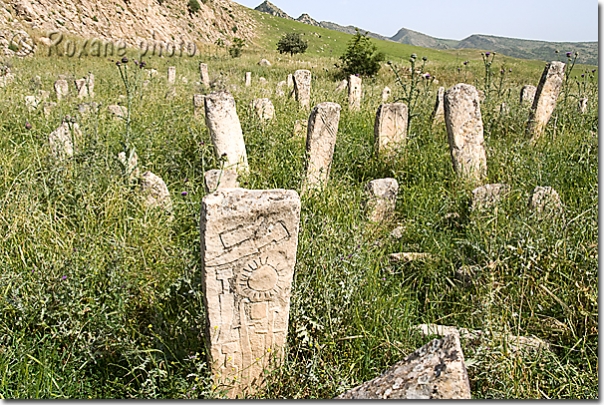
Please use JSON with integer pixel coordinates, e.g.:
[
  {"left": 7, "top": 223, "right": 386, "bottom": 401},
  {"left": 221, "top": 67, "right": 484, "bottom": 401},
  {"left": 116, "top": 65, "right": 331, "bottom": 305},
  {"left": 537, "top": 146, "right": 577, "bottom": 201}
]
[
  {"left": 276, "top": 32, "right": 309, "bottom": 57},
  {"left": 338, "top": 29, "right": 385, "bottom": 78},
  {"left": 187, "top": 0, "right": 201, "bottom": 14},
  {"left": 228, "top": 38, "right": 244, "bottom": 58}
]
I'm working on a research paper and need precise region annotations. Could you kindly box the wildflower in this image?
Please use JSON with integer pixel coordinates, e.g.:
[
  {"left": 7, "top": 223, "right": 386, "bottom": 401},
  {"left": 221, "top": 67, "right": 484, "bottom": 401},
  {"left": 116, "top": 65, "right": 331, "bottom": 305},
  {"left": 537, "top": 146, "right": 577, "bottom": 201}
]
[
  {"left": 592, "top": 69, "right": 596, "bottom": 73},
  {"left": 457, "top": 68, "right": 461, "bottom": 72},
  {"left": 181, "top": 191, "right": 188, "bottom": 196},
  {"left": 500, "top": 69, "right": 505, "bottom": 75},
  {"left": 566, "top": 52, "right": 572, "bottom": 58},
  {"left": 463, "top": 61, "right": 469, "bottom": 66},
  {"left": 121, "top": 56, "right": 129, "bottom": 64},
  {"left": 139, "top": 61, "right": 146, "bottom": 68},
  {"left": 422, "top": 56, "right": 428, "bottom": 61},
  {"left": 581, "top": 74, "right": 585, "bottom": 78},
  {"left": 485, "top": 52, "right": 491, "bottom": 57},
  {"left": 410, "top": 53, "right": 417, "bottom": 59},
  {"left": 25, "top": 122, "right": 32, "bottom": 130},
  {"left": 62, "top": 275, "right": 67, "bottom": 280},
  {"left": 509, "top": 68, "right": 512, "bottom": 72},
  {"left": 116, "top": 61, "right": 121, "bottom": 66},
  {"left": 423, "top": 73, "right": 431, "bottom": 79}
]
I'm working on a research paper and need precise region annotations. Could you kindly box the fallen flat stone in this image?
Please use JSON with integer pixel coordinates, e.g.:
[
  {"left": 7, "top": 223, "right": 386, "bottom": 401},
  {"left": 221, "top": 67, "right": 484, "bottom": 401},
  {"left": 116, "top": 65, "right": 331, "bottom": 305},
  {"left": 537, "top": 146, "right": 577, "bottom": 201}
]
[
  {"left": 201, "top": 188, "right": 301, "bottom": 398},
  {"left": 365, "top": 178, "right": 398, "bottom": 222},
  {"left": 337, "top": 333, "right": 471, "bottom": 399},
  {"left": 390, "top": 225, "right": 405, "bottom": 239},
  {"left": 258, "top": 58, "right": 272, "bottom": 67},
  {"left": 204, "top": 169, "right": 240, "bottom": 193},
  {"left": 389, "top": 252, "right": 435, "bottom": 263},
  {"left": 107, "top": 104, "right": 127, "bottom": 120},
  {"left": 204, "top": 90, "right": 248, "bottom": 172},
  {"left": 471, "top": 183, "right": 510, "bottom": 210}
]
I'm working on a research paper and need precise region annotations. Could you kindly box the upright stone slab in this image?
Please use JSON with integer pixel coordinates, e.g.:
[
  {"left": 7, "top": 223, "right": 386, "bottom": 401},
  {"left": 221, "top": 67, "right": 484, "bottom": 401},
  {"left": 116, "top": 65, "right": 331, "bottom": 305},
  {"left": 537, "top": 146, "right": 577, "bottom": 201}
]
[
  {"left": 140, "top": 171, "right": 172, "bottom": 212},
  {"left": 275, "top": 81, "right": 287, "bottom": 97},
  {"left": 374, "top": 103, "right": 408, "bottom": 156},
  {"left": 365, "top": 178, "right": 398, "bottom": 222},
  {"left": 431, "top": 86, "right": 445, "bottom": 125},
  {"left": 74, "top": 73, "right": 94, "bottom": 99},
  {"left": 337, "top": 333, "right": 471, "bottom": 399},
  {"left": 167, "top": 66, "right": 176, "bottom": 85},
  {"left": 199, "top": 62, "right": 210, "bottom": 87},
  {"left": 193, "top": 94, "right": 205, "bottom": 119},
  {"left": 579, "top": 97, "right": 588, "bottom": 114},
  {"left": 293, "top": 69, "right": 311, "bottom": 108},
  {"left": 529, "top": 186, "right": 562, "bottom": 215},
  {"left": 381, "top": 86, "right": 392, "bottom": 102},
  {"left": 444, "top": 84, "right": 487, "bottom": 183},
  {"left": 200, "top": 189, "right": 301, "bottom": 398},
  {"left": 118, "top": 149, "right": 140, "bottom": 181},
  {"left": 245, "top": 72, "right": 252, "bottom": 87},
  {"left": 25, "top": 95, "right": 39, "bottom": 112},
  {"left": 54, "top": 79, "right": 68, "bottom": 100},
  {"left": 251, "top": 98, "right": 275, "bottom": 121},
  {"left": 304, "top": 102, "right": 341, "bottom": 190},
  {"left": 335, "top": 79, "right": 347, "bottom": 93},
  {"left": 526, "top": 61, "right": 565, "bottom": 141},
  {"left": 204, "top": 169, "right": 239, "bottom": 193},
  {"left": 520, "top": 85, "right": 536, "bottom": 104},
  {"left": 286, "top": 74, "right": 294, "bottom": 88},
  {"left": 49, "top": 119, "right": 82, "bottom": 159},
  {"left": 293, "top": 120, "right": 307, "bottom": 138},
  {"left": 348, "top": 75, "right": 362, "bottom": 111},
  {"left": 204, "top": 91, "right": 248, "bottom": 172}
]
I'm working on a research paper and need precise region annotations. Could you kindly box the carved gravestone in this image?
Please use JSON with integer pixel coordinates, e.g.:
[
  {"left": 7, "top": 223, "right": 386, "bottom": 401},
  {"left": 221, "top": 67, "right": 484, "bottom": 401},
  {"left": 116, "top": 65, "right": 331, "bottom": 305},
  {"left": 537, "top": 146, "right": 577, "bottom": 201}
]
[
  {"left": 54, "top": 79, "right": 69, "bottom": 100},
  {"left": 204, "top": 90, "right": 249, "bottom": 172},
  {"left": 337, "top": 333, "right": 471, "bottom": 399},
  {"left": 140, "top": 171, "right": 172, "bottom": 212},
  {"left": 252, "top": 98, "right": 275, "bottom": 121},
  {"left": 167, "top": 66, "right": 176, "bottom": 85},
  {"left": 204, "top": 169, "right": 239, "bottom": 193},
  {"left": 335, "top": 79, "right": 347, "bottom": 93},
  {"left": 193, "top": 94, "right": 205, "bottom": 119},
  {"left": 520, "top": 85, "right": 536, "bottom": 105},
  {"left": 526, "top": 61, "right": 565, "bottom": 141},
  {"left": 374, "top": 103, "right": 408, "bottom": 156},
  {"left": 431, "top": 86, "right": 445, "bottom": 125},
  {"left": 200, "top": 62, "right": 210, "bottom": 87},
  {"left": 348, "top": 75, "right": 362, "bottom": 111},
  {"left": 293, "top": 69, "right": 312, "bottom": 108},
  {"left": 304, "top": 102, "right": 341, "bottom": 190},
  {"left": 365, "top": 178, "right": 398, "bottom": 222},
  {"left": 245, "top": 72, "right": 252, "bottom": 87},
  {"left": 49, "top": 119, "right": 82, "bottom": 159},
  {"left": 381, "top": 86, "right": 392, "bottom": 102},
  {"left": 444, "top": 84, "right": 487, "bottom": 183},
  {"left": 200, "top": 188, "right": 301, "bottom": 398},
  {"left": 471, "top": 183, "right": 510, "bottom": 210}
]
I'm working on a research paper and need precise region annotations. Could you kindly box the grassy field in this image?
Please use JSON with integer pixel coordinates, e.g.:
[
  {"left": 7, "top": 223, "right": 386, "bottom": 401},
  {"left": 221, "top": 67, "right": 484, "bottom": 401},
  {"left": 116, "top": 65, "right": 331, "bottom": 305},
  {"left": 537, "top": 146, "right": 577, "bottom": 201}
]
[{"left": 0, "top": 16, "right": 598, "bottom": 398}]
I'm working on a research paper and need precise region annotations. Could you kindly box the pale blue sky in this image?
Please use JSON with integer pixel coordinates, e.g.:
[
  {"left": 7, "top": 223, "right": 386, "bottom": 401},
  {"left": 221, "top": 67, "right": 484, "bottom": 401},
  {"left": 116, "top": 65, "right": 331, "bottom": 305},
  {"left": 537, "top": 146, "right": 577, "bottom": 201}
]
[{"left": 236, "top": 0, "right": 599, "bottom": 43}]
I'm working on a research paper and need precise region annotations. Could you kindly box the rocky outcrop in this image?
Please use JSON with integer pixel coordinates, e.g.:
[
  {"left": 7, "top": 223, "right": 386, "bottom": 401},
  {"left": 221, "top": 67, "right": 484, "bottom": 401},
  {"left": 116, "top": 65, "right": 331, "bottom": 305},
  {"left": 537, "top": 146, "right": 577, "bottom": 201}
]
[
  {"left": 296, "top": 13, "right": 320, "bottom": 27},
  {"left": 254, "top": 0, "right": 292, "bottom": 19}
]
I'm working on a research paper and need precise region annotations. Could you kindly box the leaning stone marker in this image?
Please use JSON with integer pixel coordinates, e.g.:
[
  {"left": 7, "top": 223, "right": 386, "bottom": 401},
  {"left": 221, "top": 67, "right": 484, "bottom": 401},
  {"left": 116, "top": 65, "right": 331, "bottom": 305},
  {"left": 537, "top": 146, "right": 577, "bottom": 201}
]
[
  {"left": 199, "top": 62, "right": 210, "bottom": 87},
  {"left": 200, "top": 188, "right": 301, "bottom": 398},
  {"left": 520, "top": 85, "right": 537, "bottom": 105},
  {"left": 204, "top": 90, "right": 249, "bottom": 172},
  {"left": 167, "top": 66, "right": 176, "bottom": 85},
  {"left": 204, "top": 169, "right": 239, "bottom": 193},
  {"left": 431, "top": 86, "right": 445, "bottom": 125},
  {"left": 348, "top": 75, "right": 362, "bottom": 111},
  {"left": 54, "top": 79, "right": 69, "bottom": 100},
  {"left": 304, "top": 102, "right": 341, "bottom": 190},
  {"left": 337, "top": 333, "right": 471, "bottom": 399},
  {"left": 293, "top": 69, "right": 311, "bottom": 108},
  {"left": 444, "top": 83, "right": 487, "bottom": 183},
  {"left": 526, "top": 61, "right": 565, "bottom": 141},
  {"left": 251, "top": 98, "right": 275, "bottom": 121},
  {"left": 374, "top": 103, "right": 408, "bottom": 156},
  {"left": 365, "top": 178, "right": 398, "bottom": 222}
]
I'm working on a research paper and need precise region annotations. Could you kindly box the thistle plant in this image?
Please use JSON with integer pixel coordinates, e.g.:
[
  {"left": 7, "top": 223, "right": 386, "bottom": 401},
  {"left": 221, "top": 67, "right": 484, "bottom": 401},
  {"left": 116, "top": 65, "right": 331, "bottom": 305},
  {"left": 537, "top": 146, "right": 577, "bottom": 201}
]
[
  {"left": 480, "top": 51, "right": 496, "bottom": 103},
  {"left": 561, "top": 51, "right": 579, "bottom": 107}
]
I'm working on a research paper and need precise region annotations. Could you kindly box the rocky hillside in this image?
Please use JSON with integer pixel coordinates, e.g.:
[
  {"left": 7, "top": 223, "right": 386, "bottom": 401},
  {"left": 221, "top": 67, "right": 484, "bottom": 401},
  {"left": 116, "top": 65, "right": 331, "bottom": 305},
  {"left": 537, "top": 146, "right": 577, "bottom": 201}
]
[
  {"left": 390, "top": 27, "right": 457, "bottom": 50},
  {"left": 254, "top": 0, "right": 291, "bottom": 20},
  {"left": 1, "top": 0, "right": 257, "bottom": 54}
]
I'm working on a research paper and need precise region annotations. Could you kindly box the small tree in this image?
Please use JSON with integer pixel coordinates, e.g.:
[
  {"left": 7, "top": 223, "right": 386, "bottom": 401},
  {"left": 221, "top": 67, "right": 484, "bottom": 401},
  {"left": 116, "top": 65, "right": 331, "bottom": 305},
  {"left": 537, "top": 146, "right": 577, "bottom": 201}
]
[
  {"left": 229, "top": 38, "right": 244, "bottom": 58},
  {"left": 339, "top": 29, "right": 385, "bottom": 78},
  {"left": 187, "top": 0, "right": 201, "bottom": 14},
  {"left": 276, "top": 33, "right": 308, "bottom": 57}
]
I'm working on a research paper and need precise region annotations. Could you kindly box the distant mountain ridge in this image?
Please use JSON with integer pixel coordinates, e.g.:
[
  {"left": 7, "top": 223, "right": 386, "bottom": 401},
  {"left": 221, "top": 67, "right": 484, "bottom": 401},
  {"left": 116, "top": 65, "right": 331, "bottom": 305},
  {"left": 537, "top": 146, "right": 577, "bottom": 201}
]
[{"left": 253, "top": 1, "right": 598, "bottom": 65}]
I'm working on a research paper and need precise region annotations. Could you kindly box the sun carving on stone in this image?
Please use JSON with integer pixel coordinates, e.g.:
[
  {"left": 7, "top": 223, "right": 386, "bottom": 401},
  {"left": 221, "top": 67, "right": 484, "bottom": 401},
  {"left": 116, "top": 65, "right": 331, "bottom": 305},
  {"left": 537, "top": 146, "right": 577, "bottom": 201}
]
[{"left": 237, "top": 257, "right": 287, "bottom": 302}]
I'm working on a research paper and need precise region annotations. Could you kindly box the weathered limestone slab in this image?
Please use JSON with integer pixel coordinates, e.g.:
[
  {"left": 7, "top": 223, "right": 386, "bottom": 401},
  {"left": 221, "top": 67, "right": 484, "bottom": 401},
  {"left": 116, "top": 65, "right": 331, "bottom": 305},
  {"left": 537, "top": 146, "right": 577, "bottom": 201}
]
[
  {"left": 25, "top": 95, "right": 39, "bottom": 111},
  {"left": 245, "top": 72, "right": 252, "bottom": 87},
  {"left": 204, "top": 169, "right": 239, "bottom": 193},
  {"left": 337, "top": 333, "right": 471, "bottom": 399},
  {"left": 200, "top": 188, "right": 301, "bottom": 398},
  {"left": 193, "top": 94, "right": 205, "bottom": 119},
  {"left": 374, "top": 103, "right": 408, "bottom": 156},
  {"left": 471, "top": 183, "right": 510, "bottom": 210},
  {"left": 444, "top": 83, "right": 487, "bottom": 183},
  {"left": 258, "top": 58, "right": 272, "bottom": 67},
  {"left": 199, "top": 62, "right": 210, "bottom": 87},
  {"left": 431, "top": 86, "right": 445, "bottom": 124},
  {"left": 335, "top": 79, "right": 347, "bottom": 93},
  {"left": 118, "top": 149, "right": 140, "bottom": 181},
  {"left": 286, "top": 74, "right": 294, "bottom": 88},
  {"left": 49, "top": 119, "right": 82, "bottom": 159},
  {"left": 348, "top": 75, "right": 362, "bottom": 111},
  {"left": 167, "top": 66, "right": 176, "bottom": 85},
  {"left": 293, "top": 119, "right": 307, "bottom": 138},
  {"left": 251, "top": 98, "right": 275, "bottom": 121},
  {"left": 365, "top": 178, "right": 398, "bottom": 222},
  {"left": 78, "top": 102, "right": 100, "bottom": 116},
  {"left": 276, "top": 81, "right": 287, "bottom": 97},
  {"left": 140, "top": 171, "right": 172, "bottom": 212},
  {"left": 54, "top": 79, "right": 69, "bottom": 100},
  {"left": 74, "top": 73, "right": 94, "bottom": 99},
  {"left": 529, "top": 186, "right": 562, "bottom": 215},
  {"left": 43, "top": 102, "right": 57, "bottom": 117},
  {"left": 390, "top": 225, "right": 405, "bottom": 240},
  {"left": 579, "top": 97, "right": 588, "bottom": 114},
  {"left": 526, "top": 61, "right": 565, "bottom": 141},
  {"left": 108, "top": 104, "right": 127, "bottom": 120},
  {"left": 304, "top": 102, "right": 341, "bottom": 190},
  {"left": 259, "top": 77, "right": 267, "bottom": 85},
  {"left": 293, "top": 69, "right": 311, "bottom": 108},
  {"left": 389, "top": 252, "right": 435, "bottom": 263},
  {"left": 204, "top": 91, "right": 249, "bottom": 172},
  {"left": 520, "top": 85, "right": 537, "bottom": 104},
  {"left": 38, "top": 90, "right": 50, "bottom": 100},
  {"left": 381, "top": 86, "right": 392, "bottom": 102}
]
